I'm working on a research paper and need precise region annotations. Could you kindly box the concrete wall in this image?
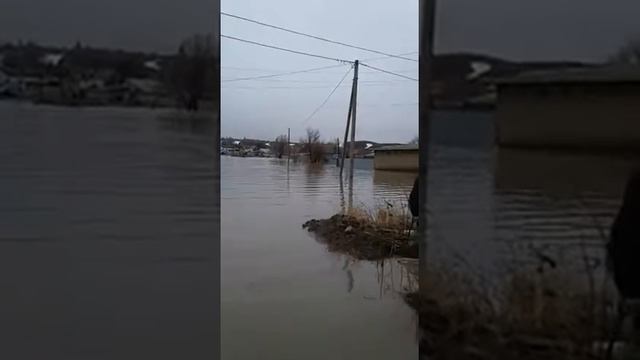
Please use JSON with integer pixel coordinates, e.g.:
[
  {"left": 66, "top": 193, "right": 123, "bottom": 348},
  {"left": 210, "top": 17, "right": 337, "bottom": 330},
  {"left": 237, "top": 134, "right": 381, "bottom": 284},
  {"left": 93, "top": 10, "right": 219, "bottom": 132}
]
[
  {"left": 374, "top": 150, "right": 418, "bottom": 171},
  {"left": 495, "top": 83, "right": 640, "bottom": 149}
]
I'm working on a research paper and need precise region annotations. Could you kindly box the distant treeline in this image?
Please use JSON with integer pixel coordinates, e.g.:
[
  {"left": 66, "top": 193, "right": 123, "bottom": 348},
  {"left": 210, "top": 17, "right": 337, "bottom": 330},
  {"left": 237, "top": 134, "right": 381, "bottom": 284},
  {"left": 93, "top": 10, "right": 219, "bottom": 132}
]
[
  {"left": 0, "top": 41, "right": 167, "bottom": 78},
  {"left": 0, "top": 35, "right": 218, "bottom": 112},
  {"left": 8, "top": 39, "right": 636, "bottom": 111}
]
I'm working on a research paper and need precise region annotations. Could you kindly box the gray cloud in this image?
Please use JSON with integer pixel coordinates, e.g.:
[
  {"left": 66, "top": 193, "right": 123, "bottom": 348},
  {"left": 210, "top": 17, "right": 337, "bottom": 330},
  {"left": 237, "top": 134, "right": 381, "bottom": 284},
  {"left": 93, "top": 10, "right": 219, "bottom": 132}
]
[
  {"left": 435, "top": 0, "right": 640, "bottom": 62},
  {"left": 0, "top": 0, "right": 216, "bottom": 53}
]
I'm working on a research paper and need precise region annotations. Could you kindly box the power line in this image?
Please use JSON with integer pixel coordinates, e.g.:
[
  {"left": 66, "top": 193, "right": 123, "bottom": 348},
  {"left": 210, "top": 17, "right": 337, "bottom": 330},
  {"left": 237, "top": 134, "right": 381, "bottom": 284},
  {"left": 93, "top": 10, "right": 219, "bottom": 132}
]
[
  {"left": 223, "top": 82, "right": 413, "bottom": 90},
  {"left": 302, "top": 66, "right": 353, "bottom": 125},
  {"left": 222, "top": 66, "right": 293, "bottom": 72},
  {"left": 363, "top": 51, "right": 418, "bottom": 62},
  {"left": 221, "top": 52, "right": 415, "bottom": 73},
  {"left": 359, "top": 63, "right": 418, "bottom": 81},
  {"left": 227, "top": 78, "right": 341, "bottom": 84},
  {"left": 222, "top": 51, "right": 417, "bottom": 83},
  {"left": 224, "top": 85, "right": 343, "bottom": 90},
  {"left": 222, "top": 12, "right": 418, "bottom": 63},
  {"left": 224, "top": 78, "right": 404, "bottom": 84},
  {"left": 223, "top": 64, "right": 348, "bottom": 82},
  {"left": 361, "top": 68, "right": 417, "bottom": 74},
  {"left": 221, "top": 34, "right": 353, "bottom": 64}
]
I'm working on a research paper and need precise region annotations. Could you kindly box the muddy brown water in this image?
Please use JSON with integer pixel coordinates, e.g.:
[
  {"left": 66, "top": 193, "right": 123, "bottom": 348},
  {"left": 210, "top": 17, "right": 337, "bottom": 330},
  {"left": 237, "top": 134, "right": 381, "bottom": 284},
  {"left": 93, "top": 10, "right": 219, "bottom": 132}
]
[
  {"left": 221, "top": 156, "right": 419, "bottom": 359},
  {"left": 425, "top": 110, "right": 640, "bottom": 284},
  {"left": 2, "top": 101, "right": 635, "bottom": 359}
]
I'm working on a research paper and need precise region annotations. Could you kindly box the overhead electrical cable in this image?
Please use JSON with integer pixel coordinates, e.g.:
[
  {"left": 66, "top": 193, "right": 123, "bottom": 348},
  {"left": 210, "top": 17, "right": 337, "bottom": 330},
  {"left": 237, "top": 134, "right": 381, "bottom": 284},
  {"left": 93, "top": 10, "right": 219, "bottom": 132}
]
[
  {"left": 222, "top": 12, "right": 418, "bottom": 62},
  {"left": 301, "top": 66, "right": 353, "bottom": 125}
]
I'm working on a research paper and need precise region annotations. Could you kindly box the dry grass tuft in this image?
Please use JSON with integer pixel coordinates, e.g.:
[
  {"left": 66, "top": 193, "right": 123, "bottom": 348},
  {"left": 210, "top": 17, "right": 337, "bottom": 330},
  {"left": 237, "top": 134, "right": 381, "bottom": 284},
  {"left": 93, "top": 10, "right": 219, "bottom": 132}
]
[
  {"left": 302, "top": 204, "right": 417, "bottom": 260},
  {"left": 345, "top": 203, "right": 414, "bottom": 234},
  {"left": 405, "top": 265, "right": 617, "bottom": 360}
]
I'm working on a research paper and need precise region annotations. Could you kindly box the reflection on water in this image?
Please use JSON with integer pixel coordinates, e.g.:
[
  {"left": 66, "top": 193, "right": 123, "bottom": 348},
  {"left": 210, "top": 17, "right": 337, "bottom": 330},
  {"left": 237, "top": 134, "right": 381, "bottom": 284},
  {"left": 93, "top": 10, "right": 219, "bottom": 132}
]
[
  {"left": 221, "top": 156, "right": 418, "bottom": 360},
  {"left": 374, "top": 170, "right": 418, "bottom": 189},
  {"left": 0, "top": 103, "right": 219, "bottom": 359},
  {"left": 495, "top": 147, "right": 638, "bottom": 197},
  {"left": 493, "top": 147, "right": 639, "bottom": 279},
  {"left": 426, "top": 111, "right": 640, "bottom": 281}
]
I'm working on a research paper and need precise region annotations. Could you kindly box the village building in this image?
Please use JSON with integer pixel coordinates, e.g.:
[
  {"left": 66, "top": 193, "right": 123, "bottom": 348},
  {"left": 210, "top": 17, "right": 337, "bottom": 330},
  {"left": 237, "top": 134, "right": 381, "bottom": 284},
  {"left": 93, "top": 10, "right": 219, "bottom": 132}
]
[
  {"left": 40, "top": 53, "right": 64, "bottom": 67},
  {"left": 373, "top": 144, "right": 418, "bottom": 171},
  {"left": 494, "top": 67, "right": 640, "bottom": 150}
]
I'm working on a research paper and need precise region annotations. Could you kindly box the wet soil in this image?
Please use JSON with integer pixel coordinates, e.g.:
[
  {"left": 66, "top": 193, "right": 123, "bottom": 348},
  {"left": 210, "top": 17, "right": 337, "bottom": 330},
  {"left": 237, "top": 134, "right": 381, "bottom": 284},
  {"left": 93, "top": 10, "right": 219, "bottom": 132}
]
[{"left": 302, "top": 214, "right": 418, "bottom": 261}]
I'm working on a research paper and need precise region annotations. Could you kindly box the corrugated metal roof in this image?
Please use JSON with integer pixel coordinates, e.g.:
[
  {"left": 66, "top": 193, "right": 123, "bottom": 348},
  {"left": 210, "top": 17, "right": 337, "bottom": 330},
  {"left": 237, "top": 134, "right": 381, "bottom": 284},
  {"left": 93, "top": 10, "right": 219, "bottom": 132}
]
[
  {"left": 493, "top": 66, "right": 640, "bottom": 85},
  {"left": 374, "top": 144, "right": 419, "bottom": 151}
]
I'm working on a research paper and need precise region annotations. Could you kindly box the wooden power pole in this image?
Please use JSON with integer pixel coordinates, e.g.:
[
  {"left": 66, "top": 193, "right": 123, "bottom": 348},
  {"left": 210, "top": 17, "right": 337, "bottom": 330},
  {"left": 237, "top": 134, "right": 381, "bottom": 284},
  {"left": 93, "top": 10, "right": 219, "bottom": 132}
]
[
  {"left": 287, "top": 127, "right": 291, "bottom": 167},
  {"left": 419, "top": 0, "right": 437, "bottom": 302},
  {"left": 336, "top": 137, "right": 340, "bottom": 167},
  {"left": 348, "top": 60, "right": 359, "bottom": 209},
  {"left": 340, "top": 61, "right": 359, "bottom": 176},
  {"left": 349, "top": 60, "right": 359, "bottom": 161}
]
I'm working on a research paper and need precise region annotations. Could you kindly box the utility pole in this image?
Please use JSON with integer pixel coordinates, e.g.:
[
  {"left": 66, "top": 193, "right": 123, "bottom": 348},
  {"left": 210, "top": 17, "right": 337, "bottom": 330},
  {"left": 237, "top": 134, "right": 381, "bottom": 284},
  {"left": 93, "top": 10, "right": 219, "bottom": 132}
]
[
  {"left": 349, "top": 60, "right": 359, "bottom": 162},
  {"left": 348, "top": 60, "right": 359, "bottom": 210},
  {"left": 336, "top": 137, "right": 340, "bottom": 167},
  {"left": 340, "top": 62, "right": 357, "bottom": 176},
  {"left": 419, "top": 0, "right": 437, "bottom": 303},
  {"left": 286, "top": 127, "right": 291, "bottom": 172},
  {"left": 340, "top": 60, "right": 359, "bottom": 176},
  {"left": 339, "top": 104, "right": 352, "bottom": 176},
  {"left": 287, "top": 128, "right": 291, "bottom": 157}
]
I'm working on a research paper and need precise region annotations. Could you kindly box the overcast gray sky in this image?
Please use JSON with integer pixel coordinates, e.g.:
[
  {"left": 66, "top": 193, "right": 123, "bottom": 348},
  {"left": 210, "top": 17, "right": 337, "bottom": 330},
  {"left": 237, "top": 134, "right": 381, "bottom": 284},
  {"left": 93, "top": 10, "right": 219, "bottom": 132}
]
[
  {"left": 0, "top": 0, "right": 215, "bottom": 53},
  {"left": 221, "top": 0, "right": 640, "bottom": 143},
  {"left": 1, "top": 0, "right": 639, "bottom": 142},
  {"left": 221, "top": 0, "right": 418, "bottom": 143}
]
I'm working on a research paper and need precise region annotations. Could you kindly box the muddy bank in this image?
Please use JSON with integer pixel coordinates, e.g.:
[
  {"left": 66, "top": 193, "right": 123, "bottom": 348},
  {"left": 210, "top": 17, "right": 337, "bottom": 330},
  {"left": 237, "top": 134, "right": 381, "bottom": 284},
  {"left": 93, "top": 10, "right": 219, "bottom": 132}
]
[
  {"left": 302, "top": 214, "right": 418, "bottom": 261},
  {"left": 403, "top": 266, "right": 616, "bottom": 360},
  {"left": 405, "top": 290, "right": 613, "bottom": 360}
]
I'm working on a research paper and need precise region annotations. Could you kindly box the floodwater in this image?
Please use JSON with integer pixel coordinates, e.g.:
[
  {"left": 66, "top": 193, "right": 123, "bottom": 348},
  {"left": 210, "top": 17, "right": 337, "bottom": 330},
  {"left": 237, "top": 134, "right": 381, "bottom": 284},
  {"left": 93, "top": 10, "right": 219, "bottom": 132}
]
[
  {"left": 426, "top": 110, "right": 640, "bottom": 280},
  {"left": 0, "top": 102, "right": 219, "bottom": 359},
  {"left": 3, "top": 100, "right": 633, "bottom": 359},
  {"left": 221, "top": 156, "right": 419, "bottom": 360}
]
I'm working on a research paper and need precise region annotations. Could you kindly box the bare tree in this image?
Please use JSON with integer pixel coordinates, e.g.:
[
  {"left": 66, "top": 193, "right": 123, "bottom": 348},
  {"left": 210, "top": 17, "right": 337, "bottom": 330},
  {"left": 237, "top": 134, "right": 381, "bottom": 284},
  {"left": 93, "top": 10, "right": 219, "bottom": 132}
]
[
  {"left": 166, "top": 34, "right": 217, "bottom": 112},
  {"left": 273, "top": 134, "right": 288, "bottom": 159},
  {"left": 608, "top": 39, "right": 640, "bottom": 65},
  {"left": 409, "top": 136, "right": 419, "bottom": 145},
  {"left": 301, "top": 128, "right": 325, "bottom": 163},
  {"left": 305, "top": 128, "right": 321, "bottom": 146}
]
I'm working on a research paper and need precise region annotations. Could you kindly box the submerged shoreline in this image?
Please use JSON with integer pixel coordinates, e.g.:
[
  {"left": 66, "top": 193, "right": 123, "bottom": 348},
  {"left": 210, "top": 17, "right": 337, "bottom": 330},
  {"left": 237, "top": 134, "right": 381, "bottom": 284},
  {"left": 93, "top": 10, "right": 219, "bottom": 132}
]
[
  {"left": 302, "top": 211, "right": 418, "bottom": 261},
  {"left": 302, "top": 207, "right": 625, "bottom": 360}
]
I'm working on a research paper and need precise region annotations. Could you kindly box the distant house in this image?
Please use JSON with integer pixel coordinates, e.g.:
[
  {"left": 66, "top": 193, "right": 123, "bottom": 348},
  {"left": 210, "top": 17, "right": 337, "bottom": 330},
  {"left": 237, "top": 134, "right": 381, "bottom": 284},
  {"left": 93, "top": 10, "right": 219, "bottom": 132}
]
[
  {"left": 38, "top": 85, "right": 63, "bottom": 103},
  {"left": 40, "top": 53, "right": 64, "bottom": 67},
  {"left": 258, "top": 148, "right": 272, "bottom": 157},
  {"left": 144, "top": 60, "right": 161, "bottom": 72},
  {"left": 21, "top": 77, "right": 51, "bottom": 99},
  {"left": 340, "top": 140, "right": 384, "bottom": 158},
  {"left": 124, "top": 78, "right": 165, "bottom": 106},
  {"left": 374, "top": 144, "right": 418, "bottom": 171},
  {"left": 494, "top": 67, "right": 640, "bottom": 150},
  {"left": 79, "top": 78, "right": 105, "bottom": 90},
  {"left": 0, "top": 69, "right": 8, "bottom": 86},
  {"left": 94, "top": 69, "right": 117, "bottom": 82},
  {"left": 126, "top": 78, "right": 160, "bottom": 93},
  {"left": 0, "top": 69, "right": 10, "bottom": 96}
]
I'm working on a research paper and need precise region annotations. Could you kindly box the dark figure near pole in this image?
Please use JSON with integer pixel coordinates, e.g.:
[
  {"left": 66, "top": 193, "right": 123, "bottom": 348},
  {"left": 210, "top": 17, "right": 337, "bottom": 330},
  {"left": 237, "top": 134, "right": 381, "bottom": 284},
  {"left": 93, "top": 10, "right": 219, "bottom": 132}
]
[
  {"left": 608, "top": 170, "right": 640, "bottom": 300},
  {"left": 408, "top": 176, "right": 419, "bottom": 218},
  {"left": 606, "top": 170, "right": 640, "bottom": 357}
]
